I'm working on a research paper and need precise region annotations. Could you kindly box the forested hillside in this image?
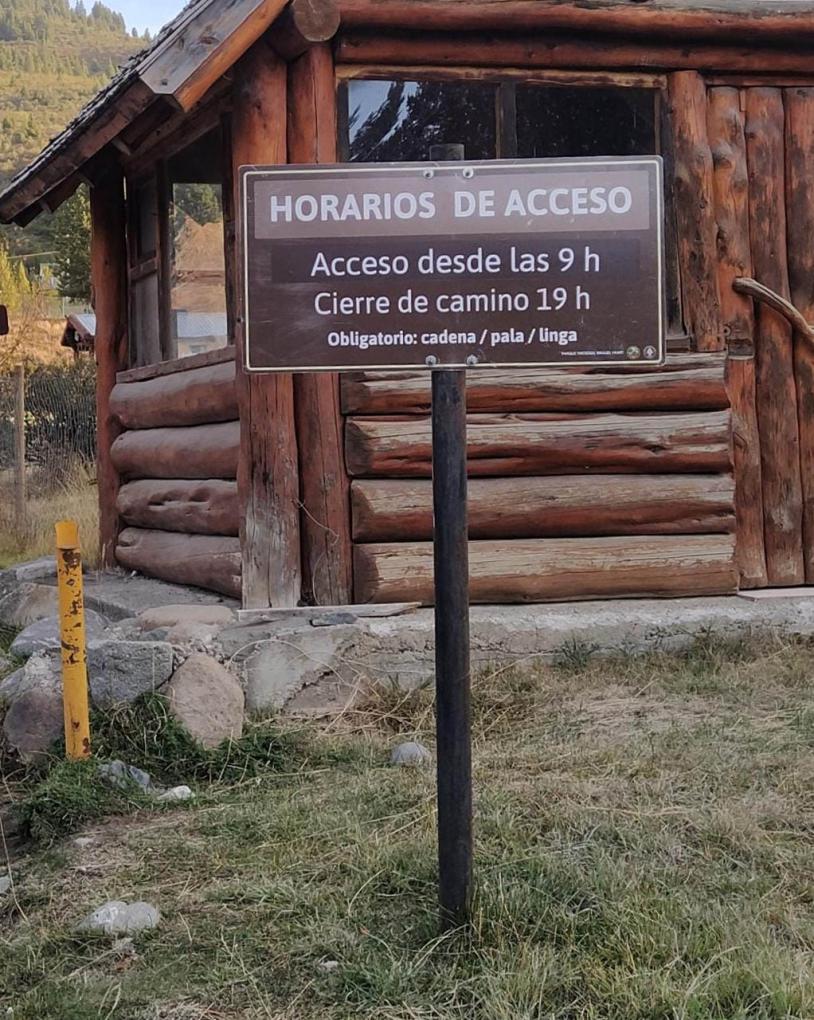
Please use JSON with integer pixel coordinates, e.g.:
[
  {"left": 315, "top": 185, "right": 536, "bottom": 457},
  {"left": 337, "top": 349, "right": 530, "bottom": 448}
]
[{"left": 0, "top": 0, "right": 148, "bottom": 256}]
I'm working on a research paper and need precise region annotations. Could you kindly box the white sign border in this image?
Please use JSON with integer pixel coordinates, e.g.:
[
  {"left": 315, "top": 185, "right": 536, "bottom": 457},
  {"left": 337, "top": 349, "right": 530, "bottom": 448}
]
[{"left": 239, "top": 156, "right": 666, "bottom": 374}]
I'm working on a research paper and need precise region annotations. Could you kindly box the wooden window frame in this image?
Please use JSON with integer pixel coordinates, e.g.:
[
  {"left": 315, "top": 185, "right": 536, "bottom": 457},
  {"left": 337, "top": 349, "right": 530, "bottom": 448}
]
[{"left": 123, "top": 98, "right": 233, "bottom": 371}]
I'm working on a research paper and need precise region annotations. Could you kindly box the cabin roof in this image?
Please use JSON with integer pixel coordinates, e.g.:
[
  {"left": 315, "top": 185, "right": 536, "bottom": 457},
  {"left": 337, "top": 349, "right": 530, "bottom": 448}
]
[
  {"left": 0, "top": 0, "right": 291, "bottom": 225},
  {"left": 4, "top": 0, "right": 814, "bottom": 226},
  {"left": 0, "top": 0, "right": 200, "bottom": 221}
]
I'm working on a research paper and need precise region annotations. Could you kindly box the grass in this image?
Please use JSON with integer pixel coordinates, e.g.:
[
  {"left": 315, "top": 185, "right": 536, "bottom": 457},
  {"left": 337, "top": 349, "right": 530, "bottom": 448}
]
[
  {"left": 1, "top": 631, "right": 814, "bottom": 1019},
  {"left": 0, "top": 464, "right": 99, "bottom": 570}
]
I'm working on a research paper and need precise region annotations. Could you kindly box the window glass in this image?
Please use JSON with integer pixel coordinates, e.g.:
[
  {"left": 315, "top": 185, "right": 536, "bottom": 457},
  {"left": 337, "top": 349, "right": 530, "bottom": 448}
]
[
  {"left": 516, "top": 86, "right": 657, "bottom": 159},
  {"left": 167, "top": 128, "right": 228, "bottom": 358},
  {"left": 346, "top": 80, "right": 497, "bottom": 162}
]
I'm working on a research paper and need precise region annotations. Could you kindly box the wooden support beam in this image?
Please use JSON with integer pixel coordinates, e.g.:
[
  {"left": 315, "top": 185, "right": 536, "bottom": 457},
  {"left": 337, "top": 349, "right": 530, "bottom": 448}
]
[
  {"left": 745, "top": 88, "right": 804, "bottom": 585},
  {"left": 335, "top": 32, "right": 814, "bottom": 77},
  {"left": 784, "top": 87, "right": 814, "bottom": 583},
  {"left": 355, "top": 534, "right": 738, "bottom": 605},
  {"left": 271, "top": 0, "right": 341, "bottom": 61},
  {"left": 90, "top": 169, "right": 129, "bottom": 569},
  {"left": 288, "top": 43, "right": 354, "bottom": 606},
  {"left": 706, "top": 86, "right": 767, "bottom": 589},
  {"left": 337, "top": 1, "right": 814, "bottom": 44},
  {"left": 668, "top": 71, "right": 722, "bottom": 352},
  {"left": 233, "top": 40, "right": 302, "bottom": 610}
]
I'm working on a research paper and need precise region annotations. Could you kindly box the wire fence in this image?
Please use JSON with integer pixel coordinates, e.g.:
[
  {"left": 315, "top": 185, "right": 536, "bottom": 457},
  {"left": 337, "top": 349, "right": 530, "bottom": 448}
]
[{"left": 0, "top": 360, "right": 98, "bottom": 554}]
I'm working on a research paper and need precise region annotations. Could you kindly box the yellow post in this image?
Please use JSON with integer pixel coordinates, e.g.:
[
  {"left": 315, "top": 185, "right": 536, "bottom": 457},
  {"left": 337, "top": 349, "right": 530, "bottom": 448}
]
[{"left": 56, "top": 520, "right": 91, "bottom": 760}]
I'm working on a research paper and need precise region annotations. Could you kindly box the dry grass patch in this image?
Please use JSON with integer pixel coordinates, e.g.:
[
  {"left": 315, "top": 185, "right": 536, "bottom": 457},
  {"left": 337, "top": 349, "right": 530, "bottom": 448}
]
[
  {"left": 0, "top": 464, "right": 99, "bottom": 569},
  {"left": 1, "top": 631, "right": 813, "bottom": 1019}
]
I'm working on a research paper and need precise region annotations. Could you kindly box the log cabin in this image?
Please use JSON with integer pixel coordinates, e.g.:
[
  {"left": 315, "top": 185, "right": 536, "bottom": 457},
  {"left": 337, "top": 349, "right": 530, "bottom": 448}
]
[{"left": 2, "top": 0, "right": 814, "bottom": 609}]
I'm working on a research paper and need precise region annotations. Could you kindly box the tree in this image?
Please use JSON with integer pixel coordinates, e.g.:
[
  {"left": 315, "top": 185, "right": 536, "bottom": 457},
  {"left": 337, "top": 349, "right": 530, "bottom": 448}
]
[
  {"left": 53, "top": 186, "right": 91, "bottom": 302},
  {"left": 0, "top": 242, "right": 49, "bottom": 372}
]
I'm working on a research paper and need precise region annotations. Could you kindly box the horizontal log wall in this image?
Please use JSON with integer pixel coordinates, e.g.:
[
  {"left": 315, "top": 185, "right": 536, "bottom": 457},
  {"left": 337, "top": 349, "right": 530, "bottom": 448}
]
[
  {"left": 356, "top": 535, "right": 738, "bottom": 605},
  {"left": 116, "top": 479, "right": 239, "bottom": 536},
  {"left": 117, "top": 528, "right": 241, "bottom": 599},
  {"left": 342, "top": 354, "right": 728, "bottom": 416},
  {"left": 111, "top": 352, "right": 241, "bottom": 597},
  {"left": 353, "top": 475, "right": 736, "bottom": 543},
  {"left": 346, "top": 411, "right": 732, "bottom": 478},
  {"left": 343, "top": 354, "right": 737, "bottom": 604},
  {"left": 110, "top": 360, "right": 238, "bottom": 429}
]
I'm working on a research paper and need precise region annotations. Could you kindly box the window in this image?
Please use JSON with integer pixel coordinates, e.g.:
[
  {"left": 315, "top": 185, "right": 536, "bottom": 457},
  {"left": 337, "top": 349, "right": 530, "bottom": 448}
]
[
  {"left": 126, "top": 125, "right": 229, "bottom": 367},
  {"left": 340, "top": 79, "right": 497, "bottom": 162},
  {"left": 166, "top": 129, "right": 228, "bottom": 359},
  {"left": 339, "top": 78, "right": 683, "bottom": 338},
  {"left": 515, "top": 85, "right": 657, "bottom": 159},
  {"left": 127, "top": 178, "right": 161, "bottom": 366}
]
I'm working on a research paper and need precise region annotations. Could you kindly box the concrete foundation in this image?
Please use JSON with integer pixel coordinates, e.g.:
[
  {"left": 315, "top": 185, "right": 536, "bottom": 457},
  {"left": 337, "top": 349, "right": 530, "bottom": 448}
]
[{"left": 222, "top": 595, "right": 814, "bottom": 712}]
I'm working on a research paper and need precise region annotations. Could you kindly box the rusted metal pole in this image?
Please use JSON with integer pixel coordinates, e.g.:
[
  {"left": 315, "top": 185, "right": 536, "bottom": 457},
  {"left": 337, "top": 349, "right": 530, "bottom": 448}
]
[{"left": 56, "top": 521, "right": 91, "bottom": 760}]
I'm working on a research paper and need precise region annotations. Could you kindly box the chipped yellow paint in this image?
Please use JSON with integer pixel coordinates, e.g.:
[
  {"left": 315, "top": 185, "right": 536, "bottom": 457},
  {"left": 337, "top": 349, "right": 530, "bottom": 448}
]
[{"left": 56, "top": 520, "right": 91, "bottom": 760}]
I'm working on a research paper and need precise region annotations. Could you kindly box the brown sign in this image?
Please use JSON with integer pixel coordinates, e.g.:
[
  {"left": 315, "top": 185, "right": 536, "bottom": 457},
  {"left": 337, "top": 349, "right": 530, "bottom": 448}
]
[{"left": 240, "top": 158, "right": 665, "bottom": 372}]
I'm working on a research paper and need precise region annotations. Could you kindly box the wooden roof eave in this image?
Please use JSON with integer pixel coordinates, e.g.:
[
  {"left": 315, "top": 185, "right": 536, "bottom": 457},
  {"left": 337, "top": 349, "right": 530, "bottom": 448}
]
[
  {"left": 139, "top": 0, "right": 289, "bottom": 112},
  {"left": 0, "top": 0, "right": 296, "bottom": 225},
  {"left": 0, "top": 80, "right": 155, "bottom": 225},
  {"left": 338, "top": 0, "right": 814, "bottom": 44}
]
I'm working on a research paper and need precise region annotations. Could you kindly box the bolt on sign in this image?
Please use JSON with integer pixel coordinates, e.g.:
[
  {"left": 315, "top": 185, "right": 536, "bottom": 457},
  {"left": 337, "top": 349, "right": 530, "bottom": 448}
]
[{"left": 240, "top": 157, "right": 666, "bottom": 372}]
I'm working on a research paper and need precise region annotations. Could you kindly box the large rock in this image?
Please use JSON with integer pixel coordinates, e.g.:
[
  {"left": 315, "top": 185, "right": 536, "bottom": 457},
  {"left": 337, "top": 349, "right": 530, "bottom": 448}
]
[
  {"left": 390, "top": 741, "right": 432, "bottom": 767},
  {"left": 10, "top": 611, "right": 108, "bottom": 660},
  {"left": 165, "top": 621, "right": 222, "bottom": 647},
  {"left": 241, "top": 625, "right": 360, "bottom": 713},
  {"left": 137, "top": 605, "right": 235, "bottom": 632},
  {"left": 0, "top": 557, "right": 57, "bottom": 596},
  {"left": 165, "top": 654, "right": 244, "bottom": 747},
  {"left": 77, "top": 900, "right": 160, "bottom": 936},
  {"left": 98, "top": 760, "right": 152, "bottom": 792},
  {"left": 0, "top": 654, "right": 60, "bottom": 706},
  {"left": 0, "top": 583, "right": 58, "bottom": 628},
  {"left": 3, "top": 683, "right": 63, "bottom": 760},
  {"left": 88, "top": 640, "right": 174, "bottom": 708}
]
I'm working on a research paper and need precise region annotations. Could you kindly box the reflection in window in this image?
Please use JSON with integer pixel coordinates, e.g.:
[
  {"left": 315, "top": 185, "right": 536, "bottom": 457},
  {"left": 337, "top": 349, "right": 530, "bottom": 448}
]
[
  {"left": 346, "top": 80, "right": 497, "bottom": 162},
  {"left": 167, "top": 129, "right": 228, "bottom": 359},
  {"left": 517, "top": 86, "right": 657, "bottom": 159}
]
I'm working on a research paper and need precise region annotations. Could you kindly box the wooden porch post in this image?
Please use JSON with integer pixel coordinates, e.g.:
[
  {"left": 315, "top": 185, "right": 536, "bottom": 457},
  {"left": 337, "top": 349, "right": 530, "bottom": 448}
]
[
  {"left": 233, "top": 40, "right": 302, "bottom": 608},
  {"left": 707, "top": 86, "right": 767, "bottom": 589},
  {"left": 90, "top": 169, "right": 128, "bottom": 568},
  {"left": 785, "top": 87, "right": 814, "bottom": 584},
  {"left": 745, "top": 88, "right": 804, "bottom": 586},
  {"left": 668, "top": 70, "right": 723, "bottom": 353},
  {"left": 287, "top": 43, "right": 354, "bottom": 606}
]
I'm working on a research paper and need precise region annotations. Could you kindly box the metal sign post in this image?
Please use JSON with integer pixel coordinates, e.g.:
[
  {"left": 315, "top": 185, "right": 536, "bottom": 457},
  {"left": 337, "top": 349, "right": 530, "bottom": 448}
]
[
  {"left": 431, "top": 363, "right": 473, "bottom": 926},
  {"left": 239, "top": 155, "right": 666, "bottom": 932},
  {"left": 428, "top": 143, "right": 472, "bottom": 928}
]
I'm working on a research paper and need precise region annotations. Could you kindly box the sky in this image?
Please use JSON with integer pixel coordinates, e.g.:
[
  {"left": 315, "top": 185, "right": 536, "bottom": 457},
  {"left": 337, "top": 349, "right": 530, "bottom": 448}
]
[{"left": 90, "top": 0, "right": 186, "bottom": 35}]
